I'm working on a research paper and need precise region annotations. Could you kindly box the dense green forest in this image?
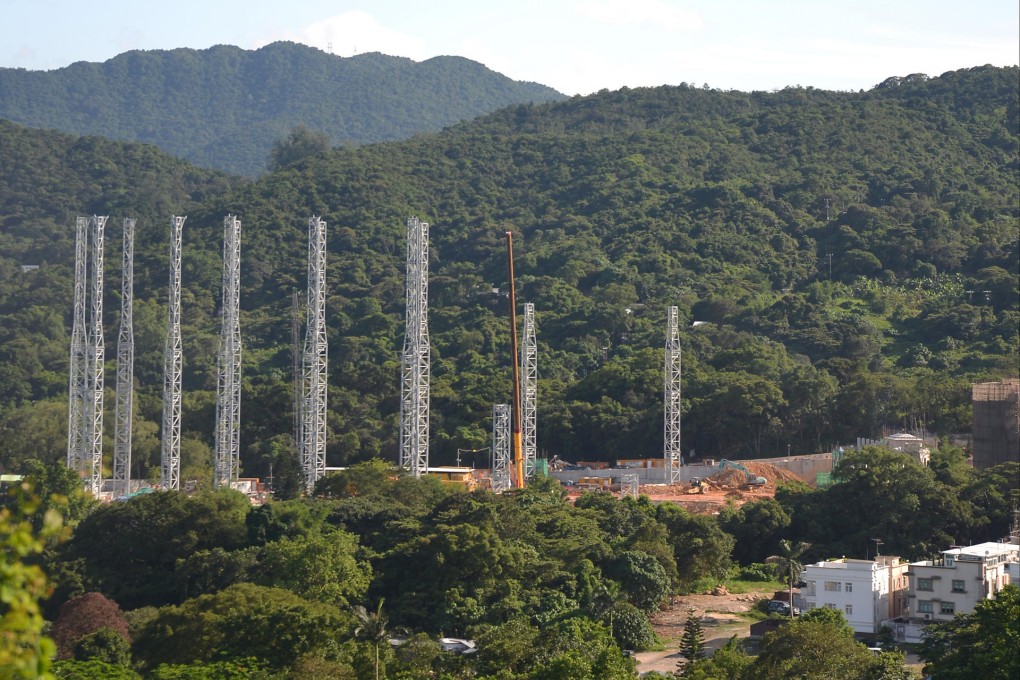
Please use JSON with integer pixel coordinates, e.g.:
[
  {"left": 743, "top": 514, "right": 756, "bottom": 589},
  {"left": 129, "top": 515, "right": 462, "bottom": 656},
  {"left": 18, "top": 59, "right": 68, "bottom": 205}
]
[
  {"left": 0, "top": 42, "right": 566, "bottom": 175},
  {"left": 4, "top": 449, "right": 1016, "bottom": 678},
  {"left": 0, "top": 65, "right": 1017, "bottom": 487}
]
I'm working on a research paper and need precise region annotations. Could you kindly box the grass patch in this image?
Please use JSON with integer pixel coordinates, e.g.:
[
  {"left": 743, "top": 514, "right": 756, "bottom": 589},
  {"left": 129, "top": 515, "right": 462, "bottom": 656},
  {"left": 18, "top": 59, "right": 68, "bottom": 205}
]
[{"left": 680, "top": 577, "right": 784, "bottom": 595}]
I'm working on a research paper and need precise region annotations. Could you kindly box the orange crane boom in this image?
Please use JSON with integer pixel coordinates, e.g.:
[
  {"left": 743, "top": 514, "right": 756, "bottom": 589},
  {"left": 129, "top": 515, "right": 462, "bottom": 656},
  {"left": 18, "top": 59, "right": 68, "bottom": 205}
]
[{"left": 506, "top": 231, "right": 525, "bottom": 489}]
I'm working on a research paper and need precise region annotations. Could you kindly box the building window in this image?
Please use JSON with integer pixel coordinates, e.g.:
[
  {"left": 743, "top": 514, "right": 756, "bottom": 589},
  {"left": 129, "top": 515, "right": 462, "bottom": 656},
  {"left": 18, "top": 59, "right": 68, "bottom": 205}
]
[
  {"left": 952, "top": 579, "right": 966, "bottom": 593},
  {"left": 845, "top": 604, "right": 853, "bottom": 615},
  {"left": 845, "top": 582, "right": 853, "bottom": 593},
  {"left": 940, "top": 602, "right": 955, "bottom": 615},
  {"left": 918, "top": 577, "right": 934, "bottom": 591},
  {"left": 825, "top": 603, "right": 837, "bottom": 609},
  {"left": 824, "top": 581, "right": 842, "bottom": 592},
  {"left": 918, "top": 601, "right": 934, "bottom": 613}
]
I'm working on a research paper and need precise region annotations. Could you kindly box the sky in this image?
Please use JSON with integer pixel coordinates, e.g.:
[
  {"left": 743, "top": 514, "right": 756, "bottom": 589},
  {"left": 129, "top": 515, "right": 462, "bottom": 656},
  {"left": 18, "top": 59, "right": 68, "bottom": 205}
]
[{"left": 3, "top": 0, "right": 1017, "bottom": 96}]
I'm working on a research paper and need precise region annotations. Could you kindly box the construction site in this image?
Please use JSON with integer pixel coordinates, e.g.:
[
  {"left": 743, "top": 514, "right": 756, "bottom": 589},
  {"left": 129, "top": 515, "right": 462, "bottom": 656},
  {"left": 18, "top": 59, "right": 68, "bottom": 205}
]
[
  {"left": 555, "top": 457, "right": 810, "bottom": 513},
  {"left": 67, "top": 212, "right": 831, "bottom": 505}
]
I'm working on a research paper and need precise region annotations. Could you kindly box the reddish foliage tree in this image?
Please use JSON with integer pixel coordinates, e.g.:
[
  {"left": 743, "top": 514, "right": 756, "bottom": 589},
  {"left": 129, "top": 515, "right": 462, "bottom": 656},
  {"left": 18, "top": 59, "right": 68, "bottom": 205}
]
[{"left": 50, "top": 592, "right": 131, "bottom": 659}]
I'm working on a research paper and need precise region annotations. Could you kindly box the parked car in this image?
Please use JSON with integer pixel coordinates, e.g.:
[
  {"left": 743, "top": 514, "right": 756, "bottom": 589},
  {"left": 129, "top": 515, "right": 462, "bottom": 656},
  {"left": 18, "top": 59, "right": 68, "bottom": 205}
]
[{"left": 767, "top": 600, "right": 801, "bottom": 616}]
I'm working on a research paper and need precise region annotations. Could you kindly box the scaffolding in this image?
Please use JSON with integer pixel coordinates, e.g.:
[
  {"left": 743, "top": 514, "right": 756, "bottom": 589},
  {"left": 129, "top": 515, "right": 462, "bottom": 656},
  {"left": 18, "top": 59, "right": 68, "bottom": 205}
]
[
  {"left": 85, "top": 216, "right": 108, "bottom": 497},
  {"left": 161, "top": 216, "right": 185, "bottom": 490},
  {"left": 67, "top": 216, "right": 89, "bottom": 475},
  {"left": 112, "top": 218, "right": 135, "bottom": 497},
  {"left": 214, "top": 216, "right": 242, "bottom": 488},
  {"left": 400, "top": 217, "right": 430, "bottom": 477},
  {"left": 664, "top": 306, "right": 682, "bottom": 484},
  {"left": 972, "top": 380, "right": 1020, "bottom": 470},
  {"left": 491, "top": 403, "right": 511, "bottom": 492},
  {"left": 300, "top": 217, "right": 328, "bottom": 492},
  {"left": 521, "top": 302, "right": 537, "bottom": 480}
]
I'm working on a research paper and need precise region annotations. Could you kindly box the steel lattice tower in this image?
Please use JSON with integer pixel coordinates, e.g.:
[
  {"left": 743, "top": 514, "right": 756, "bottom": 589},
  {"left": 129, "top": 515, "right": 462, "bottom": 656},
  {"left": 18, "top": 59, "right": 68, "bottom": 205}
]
[
  {"left": 521, "top": 302, "right": 537, "bottom": 480},
  {"left": 214, "top": 216, "right": 242, "bottom": 489},
  {"left": 112, "top": 219, "right": 135, "bottom": 497},
  {"left": 161, "top": 216, "right": 185, "bottom": 490},
  {"left": 301, "top": 217, "right": 328, "bottom": 492},
  {"left": 664, "top": 306, "right": 682, "bottom": 483},
  {"left": 400, "top": 217, "right": 430, "bottom": 477},
  {"left": 491, "top": 404, "right": 511, "bottom": 492},
  {"left": 85, "top": 216, "right": 108, "bottom": 497},
  {"left": 67, "top": 216, "right": 89, "bottom": 474}
]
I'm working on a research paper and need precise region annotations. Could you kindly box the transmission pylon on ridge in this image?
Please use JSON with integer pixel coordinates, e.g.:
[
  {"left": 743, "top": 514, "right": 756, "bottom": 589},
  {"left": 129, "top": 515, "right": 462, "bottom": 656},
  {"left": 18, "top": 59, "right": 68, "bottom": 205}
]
[
  {"left": 214, "top": 215, "right": 242, "bottom": 489},
  {"left": 400, "top": 216, "right": 430, "bottom": 478}
]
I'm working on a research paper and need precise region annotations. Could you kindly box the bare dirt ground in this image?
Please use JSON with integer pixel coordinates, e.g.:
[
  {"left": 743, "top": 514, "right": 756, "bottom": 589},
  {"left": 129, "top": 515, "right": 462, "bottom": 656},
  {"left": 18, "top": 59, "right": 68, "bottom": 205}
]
[{"left": 635, "top": 588, "right": 768, "bottom": 676}]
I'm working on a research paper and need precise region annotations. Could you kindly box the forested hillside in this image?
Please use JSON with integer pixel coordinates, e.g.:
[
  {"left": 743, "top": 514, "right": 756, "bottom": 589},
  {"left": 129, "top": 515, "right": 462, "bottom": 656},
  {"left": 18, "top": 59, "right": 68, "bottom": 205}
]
[
  {"left": 0, "top": 41, "right": 566, "bottom": 175},
  {"left": 0, "top": 66, "right": 1016, "bottom": 487}
]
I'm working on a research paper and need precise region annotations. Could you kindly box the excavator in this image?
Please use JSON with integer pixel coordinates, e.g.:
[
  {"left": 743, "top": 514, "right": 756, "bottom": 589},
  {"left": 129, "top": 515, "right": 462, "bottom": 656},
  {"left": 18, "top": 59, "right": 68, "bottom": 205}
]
[{"left": 718, "top": 459, "right": 767, "bottom": 487}]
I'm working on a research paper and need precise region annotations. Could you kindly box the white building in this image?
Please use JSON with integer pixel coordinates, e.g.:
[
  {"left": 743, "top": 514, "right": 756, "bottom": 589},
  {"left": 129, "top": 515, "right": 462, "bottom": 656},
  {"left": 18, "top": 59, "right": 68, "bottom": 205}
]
[
  {"left": 800, "top": 556, "right": 908, "bottom": 634},
  {"left": 906, "top": 541, "right": 1017, "bottom": 624}
]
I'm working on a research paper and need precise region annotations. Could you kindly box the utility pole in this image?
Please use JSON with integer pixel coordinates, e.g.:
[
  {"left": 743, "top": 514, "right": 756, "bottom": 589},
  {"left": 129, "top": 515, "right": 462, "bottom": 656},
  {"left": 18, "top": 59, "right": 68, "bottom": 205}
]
[
  {"left": 113, "top": 218, "right": 135, "bottom": 497},
  {"left": 400, "top": 217, "right": 430, "bottom": 478},
  {"left": 214, "top": 216, "right": 242, "bottom": 489}
]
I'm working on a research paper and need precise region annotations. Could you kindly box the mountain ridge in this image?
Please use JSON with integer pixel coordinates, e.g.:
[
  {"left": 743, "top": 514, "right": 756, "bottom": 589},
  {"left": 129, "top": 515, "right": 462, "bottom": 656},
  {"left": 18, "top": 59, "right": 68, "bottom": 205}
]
[{"left": 0, "top": 41, "right": 566, "bottom": 175}]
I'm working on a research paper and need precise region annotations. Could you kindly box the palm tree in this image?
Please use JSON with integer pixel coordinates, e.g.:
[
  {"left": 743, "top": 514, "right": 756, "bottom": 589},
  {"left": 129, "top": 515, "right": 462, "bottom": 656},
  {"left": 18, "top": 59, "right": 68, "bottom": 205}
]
[
  {"left": 354, "top": 598, "right": 388, "bottom": 680},
  {"left": 766, "top": 539, "right": 810, "bottom": 619}
]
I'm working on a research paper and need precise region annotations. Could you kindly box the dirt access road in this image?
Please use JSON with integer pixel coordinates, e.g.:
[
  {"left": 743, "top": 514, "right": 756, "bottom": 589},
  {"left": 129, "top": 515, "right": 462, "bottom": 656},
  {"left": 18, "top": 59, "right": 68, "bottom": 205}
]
[{"left": 634, "top": 589, "right": 768, "bottom": 676}]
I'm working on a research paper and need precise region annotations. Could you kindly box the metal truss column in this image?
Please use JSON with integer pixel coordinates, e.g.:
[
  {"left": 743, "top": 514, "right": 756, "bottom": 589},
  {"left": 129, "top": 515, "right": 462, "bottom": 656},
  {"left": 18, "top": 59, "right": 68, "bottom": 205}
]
[
  {"left": 491, "top": 404, "right": 511, "bottom": 492},
  {"left": 664, "top": 306, "right": 682, "bottom": 484},
  {"left": 400, "top": 217, "right": 430, "bottom": 478},
  {"left": 85, "top": 216, "right": 108, "bottom": 497},
  {"left": 300, "top": 216, "right": 328, "bottom": 493},
  {"left": 214, "top": 215, "right": 242, "bottom": 489},
  {"left": 521, "top": 302, "right": 537, "bottom": 480},
  {"left": 161, "top": 216, "right": 185, "bottom": 490},
  {"left": 621, "top": 473, "right": 640, "bottom": 499},
  {"left": 113, "top": 218, "right": 135, "bottom": 497},
  {"left": 67, "top": 216, "right": 89, "bottom": 474}
]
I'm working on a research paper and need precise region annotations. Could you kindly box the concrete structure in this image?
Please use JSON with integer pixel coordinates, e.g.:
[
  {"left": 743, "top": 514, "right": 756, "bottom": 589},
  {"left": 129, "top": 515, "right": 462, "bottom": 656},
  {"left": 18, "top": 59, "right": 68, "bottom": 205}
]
[
  {"left": 882, "top": 433, "right": 930, "bottom": 466},
  {"left": 972, "top": 380, "right": 1020, "bottom": 470},
  {"left": 800, "top": 556, "right": 908, "bottom": 634},
  {"left": 906, "top": 541, "right": 1017, "bottom": 624}
]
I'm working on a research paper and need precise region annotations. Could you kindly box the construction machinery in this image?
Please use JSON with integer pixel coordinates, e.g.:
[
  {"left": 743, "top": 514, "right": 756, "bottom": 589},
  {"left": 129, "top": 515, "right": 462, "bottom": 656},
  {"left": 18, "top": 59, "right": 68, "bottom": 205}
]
[
  {"left": 718, "top": 459, "right": 767, "bottom": 486},
  {"left": 686, "top": 477, "right": 708, "bottom": 494}
]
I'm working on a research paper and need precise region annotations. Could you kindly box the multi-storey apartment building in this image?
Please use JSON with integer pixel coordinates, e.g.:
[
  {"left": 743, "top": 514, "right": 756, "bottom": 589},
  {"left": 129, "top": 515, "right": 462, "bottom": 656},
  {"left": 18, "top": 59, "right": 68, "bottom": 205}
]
[
  {"left": 800, "top": 555, "right": 909, "bottom": 634},
  {"left": 906, "top": 541, "right": 1017, "bottom": 623}
]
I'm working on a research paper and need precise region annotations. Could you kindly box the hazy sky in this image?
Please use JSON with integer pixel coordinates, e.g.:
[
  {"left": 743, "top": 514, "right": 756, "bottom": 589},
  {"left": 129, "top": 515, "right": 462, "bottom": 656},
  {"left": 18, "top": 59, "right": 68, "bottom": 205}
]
[{"left": 3, "top": 0, "right": 1017, "bottom": 95}]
